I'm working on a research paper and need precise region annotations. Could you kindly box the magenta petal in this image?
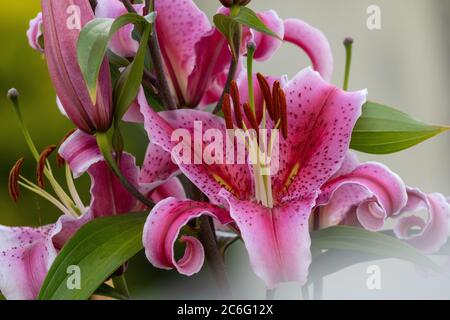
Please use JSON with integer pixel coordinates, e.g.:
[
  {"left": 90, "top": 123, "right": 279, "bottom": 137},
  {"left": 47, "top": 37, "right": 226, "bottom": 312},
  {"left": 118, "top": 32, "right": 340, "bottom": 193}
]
[
  {"left": 220, "top": 190, "right": 314, "bottom": 288},
  {"left": 139, "top": 103, "right": 252, "bottom": 205},
  {"left": 42, "top": 0, "right": 112, "bottom": 133},
  {"left": 186, "top": 29, "right": 230, "bottom": 106},
  {"left": 26, "top": 12, "right": 43, "bottom": 52},
  {"left": 283, "top": 19, "right": 333, "bottom": 81},
  {"left": 139, "top": 141, "right": 180, "bottom": 191},
  {"left": 148, "top": 177, "right": 186, "bottom": 203},
  {"left": 394, "top": 188, "right": 450, "bottom": 254},
  {"left": 155, "top": 0, "right": 212, "bottom": 98},
  {"left": 95, "top": 0, "right": 144, "bottom": 57},
  {"left": 143, "top": 198, "right": 231, "bottom": 276},
  {"left": 252, "top": 10, "right": 284, "bottom": 61},
  {"left": 318, "top": 162, "right": 407, "bottom": 230},
  {"left": 0, "top": 213, "right": 89, "bottom": 300},
  {"left": 272, "top": 68, "right": 367, "bottom": 203},
  {"left": 59, "top": 130, "right": 103, "bottom": 178},
  {"left": 88, "top": 153, "right": 139, "bottom": 217}
]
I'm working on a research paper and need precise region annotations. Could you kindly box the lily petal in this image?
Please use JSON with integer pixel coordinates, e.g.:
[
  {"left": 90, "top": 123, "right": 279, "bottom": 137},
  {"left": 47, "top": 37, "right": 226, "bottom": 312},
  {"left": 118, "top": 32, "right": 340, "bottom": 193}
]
[
  {"left": 140, "top": 104, "right": 252, "bottom": 206},
  {"left": 143, "top": 198, "right": 231, "bottom": 276},
  {"left": 272, "top": 68, "right": 367, "bottom": 203},
  {"left": 252, "top": 10, "right": 284, "bottom": 61},
  {"left": 88, "top": 153, "right": 139, "bottom": 217},
  {"left": 283, "top": 19, "right": 333, "bottom": 81},
  {"left": 155, "top": 0, "right": 212, "bottom": 99},
  {"left": 317, "top": 162, "right": 407, "bottom": 230},
  {"left": 0, "top": 214, "right": 89, "bottom": 300},
  {"left": 26, "top": 12, "right": 44, "bottom": 52},
  {"left": 95, "top": 0, "right": 144, "bottom": 57},
  {"left": 394, "top": 188, "right": 450, "bottom": 254},
  {"left": 147, "top": 177, "right": 186, "bottom": 203},
  {"left": 220, "top": 190, "right": 314, "bottom": 288}
]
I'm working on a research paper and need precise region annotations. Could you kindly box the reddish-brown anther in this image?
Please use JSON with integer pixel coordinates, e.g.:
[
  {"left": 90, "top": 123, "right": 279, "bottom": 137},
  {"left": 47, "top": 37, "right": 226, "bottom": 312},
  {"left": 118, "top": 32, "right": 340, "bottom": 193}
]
[
  {"left": 8, "top": 158, "right": 25, "bottom": 203},
  {"left": 278, "top": 87, "right": 288, "bottom": 139},
  {"left": 256, "top": 73, "right": 274, "bottom": 119},
  {"left": 222, "top": 93, "right": 234, "bottom": 130},
  {"left": 37, "top": 145, "right": 57, "bottom": 188},
  {"left": 230, "top": 80, "right": 243, "bottom": 128},
  {"left": 272, "top": 81, "right": 281, "bottom": 123},
  {"left": 243, "top": 103, "right": 259, "bottom": 133}
]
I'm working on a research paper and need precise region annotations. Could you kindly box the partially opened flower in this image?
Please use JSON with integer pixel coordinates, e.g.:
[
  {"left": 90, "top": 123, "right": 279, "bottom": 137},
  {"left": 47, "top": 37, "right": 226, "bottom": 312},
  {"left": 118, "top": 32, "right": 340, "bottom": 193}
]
[
  {"left": 42, "top": 0, "right": 113, "bottom": 133},
  {"left": 140, "top": 68, "right": 367, "bottom": 288}
]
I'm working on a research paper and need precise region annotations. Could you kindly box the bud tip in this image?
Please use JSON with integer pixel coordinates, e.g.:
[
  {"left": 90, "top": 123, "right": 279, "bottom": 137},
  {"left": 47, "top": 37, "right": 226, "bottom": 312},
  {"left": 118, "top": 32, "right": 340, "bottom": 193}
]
[
  {"left": 7, "top": 88, "right": 19, "bottom": 100},
  {"left": 343, "top": 37, "right": 354, "bottom": 46}
]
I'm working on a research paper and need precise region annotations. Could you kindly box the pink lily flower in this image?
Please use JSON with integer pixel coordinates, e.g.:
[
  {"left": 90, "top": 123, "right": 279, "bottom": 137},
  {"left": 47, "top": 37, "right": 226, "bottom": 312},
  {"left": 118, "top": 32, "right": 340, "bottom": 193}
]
[
  {"left": 96, "top": 0, "right": 332, "bottom": 108},
  {"left": 139, "top": 68, "right": 367, "bottom": 288},
  {"left": 41, "top": 0, "right": 113, "bottom": 133},
  {"left": 26, "top": 12, "right": 44, "bottom": 53}
]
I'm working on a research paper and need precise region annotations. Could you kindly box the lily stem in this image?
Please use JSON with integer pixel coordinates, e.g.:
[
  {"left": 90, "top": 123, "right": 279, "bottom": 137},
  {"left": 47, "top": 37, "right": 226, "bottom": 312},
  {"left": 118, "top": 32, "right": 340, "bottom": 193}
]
[
  {"left": 213, "top": 57, "right": 239, "bottom": 114},
  {"left": 96, "top": 132, "right": 154, "bottom": 209},
  {"left": 343, "top": 37, "right": 354, "bottom": 91}
]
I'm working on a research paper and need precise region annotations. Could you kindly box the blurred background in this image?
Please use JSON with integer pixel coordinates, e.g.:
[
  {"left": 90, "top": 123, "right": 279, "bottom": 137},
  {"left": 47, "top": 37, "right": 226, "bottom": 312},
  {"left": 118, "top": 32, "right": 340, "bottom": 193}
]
[{"left": 0, "top": 0, "right": 448, "bottom": 299}]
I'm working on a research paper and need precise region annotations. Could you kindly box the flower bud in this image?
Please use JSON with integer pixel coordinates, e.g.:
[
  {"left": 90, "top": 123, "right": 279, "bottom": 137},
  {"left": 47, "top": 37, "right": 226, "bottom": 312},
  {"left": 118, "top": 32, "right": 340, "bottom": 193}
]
[{"left": 42, "top": 0, "right": 113, "bottom": 134}]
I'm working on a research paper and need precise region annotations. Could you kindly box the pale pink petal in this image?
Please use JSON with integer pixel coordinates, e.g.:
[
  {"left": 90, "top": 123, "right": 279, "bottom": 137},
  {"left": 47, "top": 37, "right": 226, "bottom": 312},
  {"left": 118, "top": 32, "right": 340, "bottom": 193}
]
[
  {"left": 58, "top": 130, "right": 103, "bottom": 178},
  {"left": 26, "top": 12, "right": 43, "bottom": 52},
  {"left": 139, "top": 102, "right": 252, "bottom": 206},
  {"left": 0, "top": 213, "right": 89, "bottom": 300},
  {"left": 220, "top": 190, "right": 314, "bottom": 288},
  {"left": 143, "top": 198, "right": 231, "bottom": 276},
  {"left": 147, "top": 177, "right": 186, "bottom": 203},
  {"left": 88, "top": 153, "right": 139, "bottom": 217},
  {"left": 283, "top": 19, "right": 333, "bottom": 81},
  {"left": 95, "top": 0, "right": 144, "bottom": 57},
  {"left": 155, "top": 0, "right": 212, "bottom": 98},
  {"left": 317, "top": 162, "right": 407, "bottom": 231},
  {"left": 394, "top": 189, "right": 450, "bottom": 254},
  {"left": 252, "top": 10, "right": 284, "bottom": 61},
  {"left": 272, "top": 68, "right": 367, "bottom": 203}
]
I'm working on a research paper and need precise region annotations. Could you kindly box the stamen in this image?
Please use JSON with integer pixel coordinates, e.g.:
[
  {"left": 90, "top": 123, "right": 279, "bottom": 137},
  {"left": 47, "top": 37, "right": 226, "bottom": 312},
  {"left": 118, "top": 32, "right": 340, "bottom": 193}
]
[
  {"left": 256, "top": 73, "right": 274, "bottom": 119},
  {"left": 277, "top": 87, "right": 288, "bottom": 139},
  {"left": 222, "top": 93, "right": 234, "bottom": 130},
  {"left": 56, "top": 128, "right": 76, "bottom": 167},
  {"left": 243, "top": 102, "right": 259, "bottom": 133},
  {"left": 8, "top": 158, "right": 24, "bottom": 203},
  {"left": 230, "top": 80, "right": 243, "bottom": 128},
  {"left": 271, "top": 81, "right": 281, "bottom": 123},
  {"left": 37, "top": 145, "right": 57, "bottom": 188}
]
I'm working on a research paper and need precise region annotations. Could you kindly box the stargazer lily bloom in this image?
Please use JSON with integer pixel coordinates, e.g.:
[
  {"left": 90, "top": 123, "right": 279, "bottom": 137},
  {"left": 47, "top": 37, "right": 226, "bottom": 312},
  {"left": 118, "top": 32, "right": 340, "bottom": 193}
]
[
  {"left": 139, "top": 68, "right": 367, "bottom": 288},
  {"left": 0, "top": 128, "right": 185, "bottom": 300},
  {"left": 95, "top": 0, "right": 332, "bottom": 108},
  {"left": 42, "top": 0, "right": 113, "bottom": 133}
]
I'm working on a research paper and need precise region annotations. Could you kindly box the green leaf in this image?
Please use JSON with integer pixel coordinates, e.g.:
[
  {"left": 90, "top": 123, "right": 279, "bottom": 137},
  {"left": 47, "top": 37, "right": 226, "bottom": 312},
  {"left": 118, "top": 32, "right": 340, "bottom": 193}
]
[
  {"left": 351, "top": 101, "right": 449, "bottom": 154},
  {"left": 213, "top": 13, "right": 241, "bottom": 61},
  {"left": 38, "top": 212, "right": 147, "bottom": 300},
  {"left": 234, "top": 7, "right": 281, "bottom": 39},
  {"left": 113, "top": 22, "right": 151, "bottom": 122},
  {"left": 311, "top": 226, "right": 441, "bottom": 273},
  {"left": 77, "top": 13, "right": 155, "bottom": 103}
]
